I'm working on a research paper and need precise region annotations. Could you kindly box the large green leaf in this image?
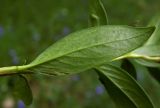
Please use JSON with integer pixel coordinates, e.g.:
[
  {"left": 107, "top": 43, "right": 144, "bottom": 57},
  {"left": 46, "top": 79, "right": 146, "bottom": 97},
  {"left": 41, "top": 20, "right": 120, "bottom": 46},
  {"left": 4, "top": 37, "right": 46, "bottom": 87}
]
[
  {"left": 9, "top": 75, "right": 33, "bottom": 105},
  {"left": 89, "top": 0, "right": 108, "bottom": 26},
  {"left": 0, "top": 26, "right": 155, "bottom": 76},
  {"left": 21, "top": 26, "right": 154, "bottom": 75},
  {"left": 96, "top": 64, "right": 154, "bottom": 108}
]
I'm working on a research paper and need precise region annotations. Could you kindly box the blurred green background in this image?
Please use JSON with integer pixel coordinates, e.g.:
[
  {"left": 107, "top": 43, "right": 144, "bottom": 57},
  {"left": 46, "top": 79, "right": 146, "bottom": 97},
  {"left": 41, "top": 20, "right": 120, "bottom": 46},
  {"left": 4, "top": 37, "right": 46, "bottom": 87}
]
[{"left": 0, "top": 0, "right": 160, "bottom": 108}]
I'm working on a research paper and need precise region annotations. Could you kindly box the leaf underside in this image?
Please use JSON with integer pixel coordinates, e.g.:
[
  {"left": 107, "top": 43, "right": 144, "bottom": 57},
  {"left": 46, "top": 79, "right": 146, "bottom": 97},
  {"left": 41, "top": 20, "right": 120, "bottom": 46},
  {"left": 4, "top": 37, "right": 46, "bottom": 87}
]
[
  {"left": 0, "top": 1, "right": 157, "bottom": 106},
  {"left": 27, "top": 26, "right": 154, "bottom": 76}
]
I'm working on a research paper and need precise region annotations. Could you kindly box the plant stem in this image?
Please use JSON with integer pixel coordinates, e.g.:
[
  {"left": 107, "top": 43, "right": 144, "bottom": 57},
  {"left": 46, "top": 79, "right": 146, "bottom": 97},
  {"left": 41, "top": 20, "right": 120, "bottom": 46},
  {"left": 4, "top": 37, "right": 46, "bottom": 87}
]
[
  {"left": 0, "top": 66, "right": 19, "bottom": 75},
  {"left": 113, "top": 53, "right": 160, "bottom": 62},
  {"left": 128, "top": 54, "right": 160, "bottom": 61},
  {"left": 0, "top": 65, "right": 31, "bottom": 76}
]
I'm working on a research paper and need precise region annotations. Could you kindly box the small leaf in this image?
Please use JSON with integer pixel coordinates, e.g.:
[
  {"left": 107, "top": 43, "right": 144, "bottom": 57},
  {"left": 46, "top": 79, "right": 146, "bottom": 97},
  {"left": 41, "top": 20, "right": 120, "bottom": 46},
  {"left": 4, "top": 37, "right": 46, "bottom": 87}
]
[
  {"left": 9, "top": 75, "right": 33, "bottom": 105},
  {"left": 132, "top": 44, "right": 160, "bottom": 57},
  {"left": 146, "top": 14, "right": 160, "bottom": 45},
  {"left": 89, "top": 0, "right": 108, "bottom": 26},
  {"left": 134, "top": 59, "right": 160, "bottom": 67},
  {"left": 24, "top": 26, "right": 154, "bottom": 76},
  {"left": 131, "top": 45, "right": 160, "bottom": 67},
  {"left": 130, "top": 14, "right": 160, "bottom": 67},
  {"left": 96, "top": 64, "right": 154, "bottom": 108}
]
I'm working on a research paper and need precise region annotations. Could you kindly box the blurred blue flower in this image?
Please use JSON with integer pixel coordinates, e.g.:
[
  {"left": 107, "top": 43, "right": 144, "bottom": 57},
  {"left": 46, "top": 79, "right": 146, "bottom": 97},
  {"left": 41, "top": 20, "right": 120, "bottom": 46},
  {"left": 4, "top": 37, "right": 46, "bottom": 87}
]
[
  {"left": 95, "top": 85, "right": 105, "bottom": 95},
  {"left": 0, "top": 26, "right": 4, "bottom": 37},
  {"left": 8, "top": 49, "right": 19, "bottom": 64},
  {"left": 62, "top": 26, "right": 71, "bottom": 35},
  {"left": 17, "top": 100, "right": 25, "bottom": 108}
]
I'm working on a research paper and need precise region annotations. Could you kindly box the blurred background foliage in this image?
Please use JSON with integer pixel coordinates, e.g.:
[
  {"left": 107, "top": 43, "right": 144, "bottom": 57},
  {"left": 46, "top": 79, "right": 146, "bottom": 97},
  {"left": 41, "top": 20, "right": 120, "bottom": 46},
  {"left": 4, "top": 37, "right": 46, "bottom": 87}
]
[{"left": 0, "top": 0, "right": 160, "bottom": 108}]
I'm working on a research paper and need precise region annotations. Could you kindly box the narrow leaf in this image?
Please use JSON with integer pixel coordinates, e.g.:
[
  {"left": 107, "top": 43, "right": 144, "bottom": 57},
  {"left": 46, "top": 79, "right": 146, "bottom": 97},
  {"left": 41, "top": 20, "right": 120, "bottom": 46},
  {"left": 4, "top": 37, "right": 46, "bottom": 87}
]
[
  {"left": 132, "top": 45, "right": 160, "bottom": 57},
  {"left": 89, "top": 0, "right": 108, "bottom": 26},
  {"left": 132, "top": 62, "right": 160, "bottom": 108},
  {"left": 0, "top": 26, "right": 155, "bottom": 76},
  {"left": 131, "top": 15, "right": 160, "bottom": 67},
  {"left": 24, "top": 26, "right": 154, "bottom": 75},
  {"left": 146, "top": 14, "right": 160, "bottom": 45},
  {"left": 96, "top": 64, "right": 154, "bottom": 108},
  {"left": 131, "top": 45, "right": 160, "bottom": 67},
  {"left": 134, "top": 59, "right": 160, "bottom": 67}
]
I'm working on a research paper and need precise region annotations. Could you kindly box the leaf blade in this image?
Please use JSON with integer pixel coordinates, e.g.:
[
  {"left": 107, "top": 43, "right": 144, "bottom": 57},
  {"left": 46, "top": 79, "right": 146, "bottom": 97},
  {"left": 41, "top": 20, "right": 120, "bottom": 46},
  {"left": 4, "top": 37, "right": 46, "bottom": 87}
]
[
  {"left": 130, "top": 44, "right": 160, "bottom": 67},
  {"left": 96, "top": 64, "right": 154, "bottom": 108},
  {"left": 89, "top": 0, "right": 108, "bottom": 26},
  {"left": 26, "top": 26, "right": 155, "bottom": 75},
  {"left": 132, "top": 44, "right": 160, "bottom": 57},
  {"left": 146, "top": 14, "right": 160, "bottom": 45}
]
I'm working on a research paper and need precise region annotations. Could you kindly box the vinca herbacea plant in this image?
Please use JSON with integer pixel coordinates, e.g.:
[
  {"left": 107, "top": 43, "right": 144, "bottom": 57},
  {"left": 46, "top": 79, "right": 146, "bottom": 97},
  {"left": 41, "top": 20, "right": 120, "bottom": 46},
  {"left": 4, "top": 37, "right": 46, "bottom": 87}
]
[{"left": 0, "top": 0, "right": 160, "bottom": 108}]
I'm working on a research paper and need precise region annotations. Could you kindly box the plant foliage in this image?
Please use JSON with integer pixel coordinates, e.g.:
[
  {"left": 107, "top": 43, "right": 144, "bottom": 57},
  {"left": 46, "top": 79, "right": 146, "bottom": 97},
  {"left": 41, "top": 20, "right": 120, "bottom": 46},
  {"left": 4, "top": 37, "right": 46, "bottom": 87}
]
[{"left": 0, "top": 0, "right": 160, "bottom": 107}]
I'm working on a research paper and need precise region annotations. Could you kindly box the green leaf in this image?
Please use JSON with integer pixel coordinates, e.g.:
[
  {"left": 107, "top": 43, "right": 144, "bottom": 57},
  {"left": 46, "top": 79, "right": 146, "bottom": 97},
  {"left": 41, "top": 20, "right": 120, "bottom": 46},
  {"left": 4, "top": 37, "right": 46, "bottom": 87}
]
[
  {"left": 89, "top": 0, "right": 108, "bottom": 26},
  {"left": 23, "top": 26, "right": 154, "bottom": 76},
  {"left": 130, "top": 14, "right": 160, "bottom": 67},
  {"left": 146, "top": 14, "right": 160, "bottom": 45},
  {"left": 131, "top": 44, "right": 160, "bottom": 67},
  {"left": 132, "top": 62, "right": 160, "bottom": 108},
  {"left": 9, "top": 75, "right": 33, "bottom": 105},
  {"left": 132, "top": 44, "right": 160, "bottom": 57},
  {"left": 96, "top": 64, "right": 154, "bottom": 108},
  {"left": 134, "top": 59, "right": 160, "bottom": 67},
  {"left": 0, "top": 26, "right": 155, "bottom": 76}
]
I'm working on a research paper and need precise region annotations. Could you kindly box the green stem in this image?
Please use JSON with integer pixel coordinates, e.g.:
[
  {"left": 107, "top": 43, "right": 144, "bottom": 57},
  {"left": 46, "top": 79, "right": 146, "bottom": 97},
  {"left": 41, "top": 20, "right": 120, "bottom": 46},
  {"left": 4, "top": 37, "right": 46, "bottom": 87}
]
[
  {"left": 128, "top": 54, "right": 160, "bottom": 61},
  {"left": 0, "top": 65, "right": 31, "bottom": 76},
  {"left": 0, "top": 66, "right": 19, "bottom": 75},
  {"left": 113, "top": 53, "right": 160, "bottom": 62}
]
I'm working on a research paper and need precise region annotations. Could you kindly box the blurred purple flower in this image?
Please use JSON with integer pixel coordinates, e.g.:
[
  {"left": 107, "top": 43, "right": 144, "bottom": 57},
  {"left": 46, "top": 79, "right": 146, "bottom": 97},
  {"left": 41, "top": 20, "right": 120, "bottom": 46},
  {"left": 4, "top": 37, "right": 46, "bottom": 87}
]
[
  {"left": 17, "top": 100, "right": 25, "bottom": 108},
  {"left": 62, "top": 26, "right": 71, "bottom": 35},
  {"left": 95, "top": 85, "right": 105, "bottom": 95},
  {"left": 71, "top": 75, "right": 80, "bottom": 81},
  {"left": 0, "top": 26, "right": 4, "bottom": 37},
  {"left": 8, "top": 49, "right": 19, "bottom": 64}
]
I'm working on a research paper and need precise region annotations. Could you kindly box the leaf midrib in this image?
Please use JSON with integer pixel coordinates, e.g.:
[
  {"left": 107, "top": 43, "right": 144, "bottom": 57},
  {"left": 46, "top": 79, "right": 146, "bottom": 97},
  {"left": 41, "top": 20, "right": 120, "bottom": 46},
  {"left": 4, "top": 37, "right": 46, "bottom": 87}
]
[{"left": 30, "top": 30, "right": 151, "bottom": 67}]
